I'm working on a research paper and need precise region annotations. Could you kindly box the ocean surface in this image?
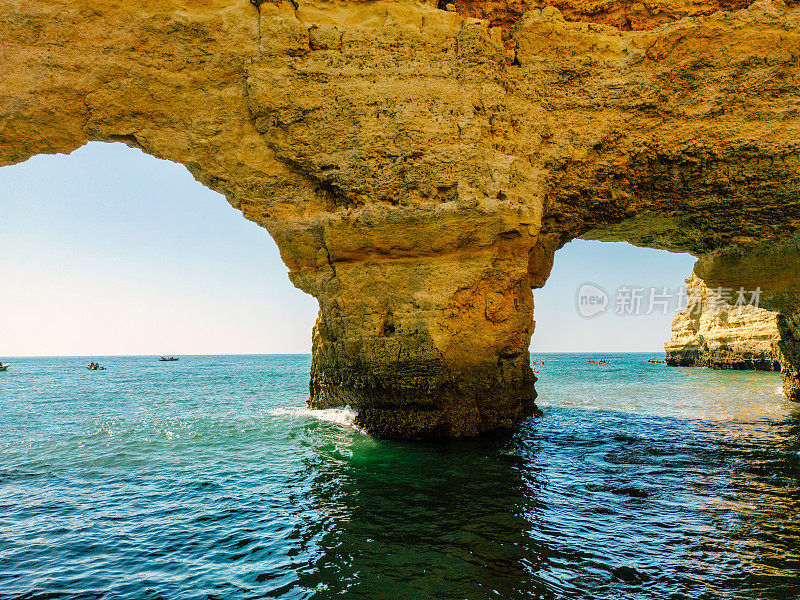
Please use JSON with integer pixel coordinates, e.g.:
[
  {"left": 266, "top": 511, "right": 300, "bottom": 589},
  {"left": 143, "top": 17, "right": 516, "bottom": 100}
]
[{"left": 1, "top": 354, "right": 799, "bottom": 600}]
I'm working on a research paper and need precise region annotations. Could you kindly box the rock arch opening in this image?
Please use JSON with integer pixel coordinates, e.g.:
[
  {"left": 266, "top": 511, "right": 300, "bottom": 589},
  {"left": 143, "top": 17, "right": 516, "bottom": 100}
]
[
  {"left": 571, "top": 227, "right": 800, "bottom": 405},
  {"left": 531, "top": 240, "right": 696, "bottom": 353},
  {"left": 0, "top": 142, "right": 318, "bottom": 356}
]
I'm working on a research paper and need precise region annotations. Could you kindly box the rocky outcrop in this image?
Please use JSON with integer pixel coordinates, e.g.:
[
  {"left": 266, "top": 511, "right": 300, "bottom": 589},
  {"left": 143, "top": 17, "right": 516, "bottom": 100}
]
[
  {"left": 691, "top": 241, "right": 800, "bottom": 400},
  {"left": 3, "top": 0, "right": 800, "bottom": 437},
  {"left": 665, "top": 275, "right": 783, "bottom": 370}
]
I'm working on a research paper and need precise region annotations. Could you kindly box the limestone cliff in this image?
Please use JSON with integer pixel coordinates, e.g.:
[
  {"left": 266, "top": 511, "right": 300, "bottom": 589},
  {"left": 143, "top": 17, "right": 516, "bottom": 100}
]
[
  {"left": 445, "top": 0, "right": 776, "bottom": 31},
  {"left": 689, "top": 241, "right": 800, "bottom": 400},
  {"left": 665, "top": 275, "right": 783, "bottom": 370},
  {"left": 3, "top": 0, "right": 800, "bottom": 437}
]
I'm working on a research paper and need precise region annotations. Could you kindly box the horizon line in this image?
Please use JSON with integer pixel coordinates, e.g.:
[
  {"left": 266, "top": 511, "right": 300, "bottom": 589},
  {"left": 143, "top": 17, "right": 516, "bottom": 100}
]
[{"left": 1, "top": 350, "right": 668, "bottom": 358}]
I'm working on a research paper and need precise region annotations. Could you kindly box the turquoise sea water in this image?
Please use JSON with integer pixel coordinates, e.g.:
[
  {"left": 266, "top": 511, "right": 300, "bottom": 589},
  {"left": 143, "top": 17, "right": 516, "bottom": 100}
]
[{"left": 1, "top": 354, "right": 799, "bottom": 599}]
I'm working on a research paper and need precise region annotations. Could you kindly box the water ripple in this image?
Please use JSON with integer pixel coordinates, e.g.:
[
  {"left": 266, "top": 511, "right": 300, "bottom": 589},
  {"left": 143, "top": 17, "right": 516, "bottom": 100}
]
[{"left": 0, "top": 355, "right": 799, "bottom": 599}]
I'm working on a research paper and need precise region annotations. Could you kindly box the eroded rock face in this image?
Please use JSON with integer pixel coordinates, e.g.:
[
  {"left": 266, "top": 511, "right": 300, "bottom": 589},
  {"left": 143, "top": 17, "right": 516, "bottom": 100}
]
[
  {"left": 445, "top": 0, "right": 770, "bottom": 31},
  {"left": 3, "top": 0, "right": 800, "bottom": 437},
  {"left": 665, "top": 275, "right": 783, "bottom": 370},
  {"left": 301, "top": 229, "right": 539, "bottom": 438},
  {"left": 691, "top": 241, "right": 800, "bottom": 400}
]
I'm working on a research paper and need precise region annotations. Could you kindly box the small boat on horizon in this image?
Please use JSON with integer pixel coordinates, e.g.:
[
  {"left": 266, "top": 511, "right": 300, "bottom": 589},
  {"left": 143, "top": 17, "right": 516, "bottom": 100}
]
[
  {"left": 159, "top": 356, "right": 179, "bottom": 362},
  {"left": 0, "top": 362, "right": 9, "bottom": 372},
  {"left": 87, "top": 362, "right": 106, "bottom": 371}
]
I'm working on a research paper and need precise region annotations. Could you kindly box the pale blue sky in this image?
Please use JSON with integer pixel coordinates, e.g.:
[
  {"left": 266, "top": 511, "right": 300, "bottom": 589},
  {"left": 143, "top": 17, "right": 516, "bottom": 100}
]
[
  {"left": 532, "top": 240, "right": 695, "bottom": 352},
  {"left": 1, "top": 142, "right": 696, "bottom": 356}
]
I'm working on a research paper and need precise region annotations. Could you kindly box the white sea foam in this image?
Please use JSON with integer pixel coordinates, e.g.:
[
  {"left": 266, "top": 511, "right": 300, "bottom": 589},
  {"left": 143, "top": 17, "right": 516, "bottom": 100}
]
[
  {"left": 775, "top": 386, "right": 786, "bottom": 397},
  {"left": 267, "top": 406, "right": 359, "bottom": 429}
]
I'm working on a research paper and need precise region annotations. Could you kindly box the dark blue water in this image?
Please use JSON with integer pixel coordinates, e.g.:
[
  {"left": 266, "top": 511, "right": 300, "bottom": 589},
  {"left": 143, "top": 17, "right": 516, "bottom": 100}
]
[{"left": 1, "top": 354, "right": 799, "bottom": 599}]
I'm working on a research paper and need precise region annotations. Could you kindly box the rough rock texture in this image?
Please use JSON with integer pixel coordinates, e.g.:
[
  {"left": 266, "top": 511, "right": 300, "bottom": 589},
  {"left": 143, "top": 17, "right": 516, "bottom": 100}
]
[
  {"left": 665, "top": 274, "right": 783, "bottom": 370},
  {"left": 445, "top": 0, "right": 772, "bottom": 31},
  {"left": 3, "top": 0, "right": 800, "bottom": 437},
  {"left": 691, "top": 241, "right": 800, "bottom": 400}
]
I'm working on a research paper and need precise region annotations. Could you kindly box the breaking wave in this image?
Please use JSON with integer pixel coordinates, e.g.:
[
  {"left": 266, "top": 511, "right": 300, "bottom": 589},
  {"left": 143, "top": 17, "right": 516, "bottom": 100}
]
[{"left": 267, "top": 405, "right": 359, "bottom": 429}]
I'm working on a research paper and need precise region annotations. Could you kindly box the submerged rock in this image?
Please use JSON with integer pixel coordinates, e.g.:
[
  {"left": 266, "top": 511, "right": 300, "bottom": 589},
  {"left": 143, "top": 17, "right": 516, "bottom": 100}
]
[
  {"left": 612, "top": 565, "right": 647, "bottom": 584},
  {"left": 611, "top": 487, "right": 650, "bottom": 499}
]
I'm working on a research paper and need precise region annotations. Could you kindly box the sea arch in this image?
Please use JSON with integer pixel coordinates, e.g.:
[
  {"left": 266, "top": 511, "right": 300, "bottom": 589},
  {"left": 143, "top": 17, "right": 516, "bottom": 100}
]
[{"left": 3, "top": 0, "right": 800, "bottom": 438}]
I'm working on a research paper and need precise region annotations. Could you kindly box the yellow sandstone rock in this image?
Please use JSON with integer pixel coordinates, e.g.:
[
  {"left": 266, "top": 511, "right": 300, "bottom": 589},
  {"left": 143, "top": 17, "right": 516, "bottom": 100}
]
[
  {"left": 665, "top": 275, "right": 783, "bottom": 370},
  {"left": 3, "top": 0, "right": 800, "bottom": 436}
]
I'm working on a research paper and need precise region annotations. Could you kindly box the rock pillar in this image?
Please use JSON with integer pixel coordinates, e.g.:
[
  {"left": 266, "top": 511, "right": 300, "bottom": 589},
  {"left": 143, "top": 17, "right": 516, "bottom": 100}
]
[{"left": 276, "top": 207, "right": 543, "bottom": 440}]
